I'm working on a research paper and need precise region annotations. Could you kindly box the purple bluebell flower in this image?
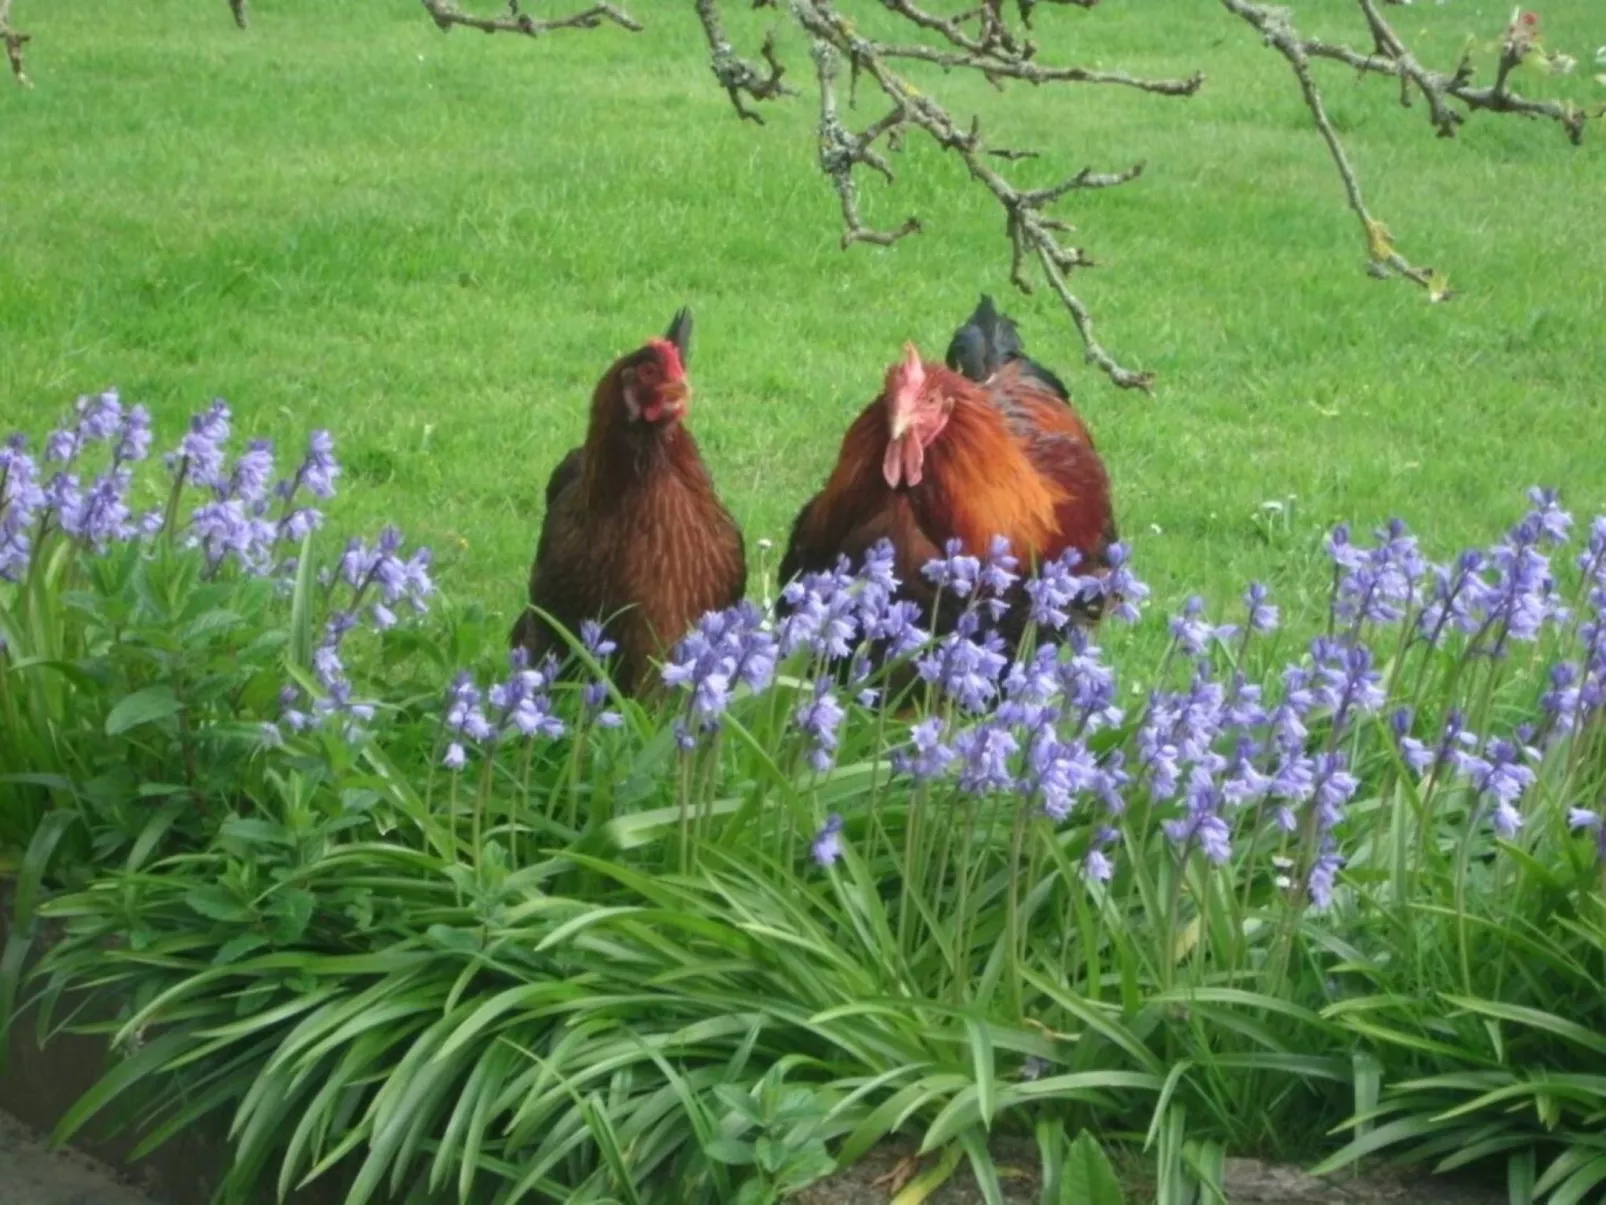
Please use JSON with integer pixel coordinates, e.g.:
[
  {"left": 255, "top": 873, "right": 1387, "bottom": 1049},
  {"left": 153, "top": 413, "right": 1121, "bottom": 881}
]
[
  {"left": 1326, "top": 523, "right": 1365, "bottom": 572},
  {"left": 794, "top": 678, "right": 846, "bottom": 773},
  {"left": 1058, "top": 633, "right": 1122, "bottom": 732},
  {"left": 811, "top": 813, "right": 844, "bottom": 868},
  {"left": 169, "top": 400, "right": 232, "bottom": 490},
  {"left": 1577, "top": 518, "right": 1606, "bottom": 588},
  {"left": 1169, "top": 596, "right": 1227, "bottom": 656},
  {"left": 69, "top": 467, "right": 134, "bottom": 550},
  {"left": 1023, "top": 547, "right": 1087, "bottom": 631},
  {"left": 1221, "top": 739, "right": 1270, "bottom": 806},
  {"left": 188, "top": 499, "right": 274, "bottom": 573},
  {"left": 1163, "top": 770, "right": 1231, "bottom": 864},
  {"left": 922, "top": 539, "right": 982, "bottom": 598},
  {"left": 1524, "top": 487, "right": 1572, "bottom": 546},
  {"left": 1224, "top": 673, "right": 1268, "bottom": 729},
  {"left": 441, "top": 671, "right": 494, "bottom": 761},
  {"left": 662, "top": 604, "right": 776, "bottom": 739},
  {"left": 227, "top": 439, "right": 275, "bottom": 505},
  {"left": 1028, "top": 730, "right": 1102, "bottom": 821},
  {"left": 1243, "top": 581, "right": 1279, "bottom": 635},
  {"left": 0, "top": 440, "right": 46, "bottom": 581},
  {"left": 39, "top": 471, "right": 85, "bottom": 539},
  {"left": 1310, "top": 751, "right": 1358, "bottom": 832},
  {"left": 777, "top": 564, "right": 860, "bottom": 661},
  {"left": 1269, "top": 753, "right": 1315, "bottom": 808},
  {"left": 976, "top": 536, "right": 1020, "bottom": 621},
  {"left": 1307, "top": 848, "right": 1342, "bottom": 909},
  {"left": 915, "top": 630, "right": 1008, "bottom": 714},
  {"left": 1330, "top": 521, "right": 1422, "bottom": 629},
  {"left": 1084, "top": 845, "right": 1115, "bottom": 883},
  {"left": 581, "top": 619, "right": 618, "bottom": 660},
  {"left": 276, "top": 684, "right": 311, "bottom": 735},
  {"left": 866, "top": 598, "right": 926, "bottom": 659},
  {"left": 76, "top": 390, "right": 123, "bottom": 444},
  {"left": 953, "top": 721, "right": 1019, "bottom": 795},
  {"left": 44, "top": 426, "right": 80, "bottom": 465},
  {"left": 1102, "top": 543, "right": 1149, "bottom": 624},
  {"left": 1314, "top": 640, "right": 1385, "bottom": 733},
  {"left": 297, "top": 430, "right": 341, "bottom": 499},
  {"left": 1482, "top": 530, "right": 1562, "bottom": 652},
  {"left": 114, "top": 404, "right": 152, "bottom": 464},
  {"left": 997, "top": 645, "right": 1063, "bottom": 731},
  {"left": 892, "top": 717, "right": 956, "bottom": 783},
  {"left": 1416, "top": 551, "right": 1491, "bottom": 647}
]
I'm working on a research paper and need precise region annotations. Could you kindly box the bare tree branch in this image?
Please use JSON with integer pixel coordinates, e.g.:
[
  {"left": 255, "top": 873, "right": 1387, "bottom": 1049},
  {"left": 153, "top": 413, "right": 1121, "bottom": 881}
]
[
  {"left": 788, "top": 0, "right": 1157, "bottom": 390},
  {"left": 419, "top": 0, "right": 642, "bottom": 38},
  {"left": 1220, "top": 0, "right": 1446, "bottom": 296},
  {"left": 692, "top": 0, "right": 795, "bottom": 123},
  {"left": 12, "top": 0, "right": 1601, "bottom": 393},
  {"left": 1, "top": 0, "right": 30, "bottom": 88}
]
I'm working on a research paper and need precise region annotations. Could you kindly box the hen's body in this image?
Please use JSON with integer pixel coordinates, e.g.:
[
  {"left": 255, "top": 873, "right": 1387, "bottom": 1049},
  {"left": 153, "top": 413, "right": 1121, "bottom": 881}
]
[
  {"left": 779, "top": 296, "right": 1116, "bottom": 644},
  {"left": 512, "top": 312, "right": 746, "bottom": 695}
]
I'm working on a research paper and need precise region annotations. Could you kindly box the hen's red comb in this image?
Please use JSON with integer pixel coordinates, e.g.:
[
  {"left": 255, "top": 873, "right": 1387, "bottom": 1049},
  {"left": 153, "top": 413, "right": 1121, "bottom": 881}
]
[{"left": 645, "top": 338, "right": 686, "bottom": 382}]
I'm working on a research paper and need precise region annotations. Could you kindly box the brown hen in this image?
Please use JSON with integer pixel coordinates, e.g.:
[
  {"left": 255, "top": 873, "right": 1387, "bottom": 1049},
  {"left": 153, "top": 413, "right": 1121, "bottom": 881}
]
[{"left": 510, "top": 309, "right": 746, "bottom": 695}]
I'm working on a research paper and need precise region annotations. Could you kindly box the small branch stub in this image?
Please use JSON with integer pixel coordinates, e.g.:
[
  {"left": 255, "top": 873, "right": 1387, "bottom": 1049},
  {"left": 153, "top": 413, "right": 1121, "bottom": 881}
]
[{"left": 1, "top": 0, "right": 30, "bottom": 88}]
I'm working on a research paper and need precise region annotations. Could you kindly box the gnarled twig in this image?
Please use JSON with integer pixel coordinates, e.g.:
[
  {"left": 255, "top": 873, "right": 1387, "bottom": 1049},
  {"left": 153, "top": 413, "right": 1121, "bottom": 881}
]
[{"left": 419, "top": 0, "right": 642, "bottom": 38}]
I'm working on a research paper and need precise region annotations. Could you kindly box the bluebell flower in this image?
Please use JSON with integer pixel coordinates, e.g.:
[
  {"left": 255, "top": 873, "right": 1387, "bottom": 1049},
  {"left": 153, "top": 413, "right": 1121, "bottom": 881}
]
[
  {"left": 0, "top": 436, "right": 45, "bottom": 581},
  {"left": 922, "top": 539, "right": 981, "bottom": 598},
  {"left": 1164, "top": 770, "right": 1231, "bottom": 864},
  {"left": 75, "top": 390, "right": 124, "bottom": 444},
  {"left": 226, "top": 438, "right": 275, "bottom": 506},
  {"left": 1029, "top": 730, "right": 1101, "bottom": 821},
  {"left": 915, "top": 630, "right": 1008, "bottom": 714},
  {"left": 811, "top": 813, "right": 845, "bottom": 868},
  {"left": 69, "top": 466, "right": 134, "bottom": 550},
  {"left": 953, "top": 721, "right": 1019, "bottom": 795},
  {"left": 892, "top": 717, "right": 957, "bottom": 783},
  {"left": 1243, "top": 581, "right": 1279, "bottom": 635},
  {"left": 168, "top": 400, "right": 232, "bottom": 490},
  {"left": 1102, "top": 543, "right": 1149, "bottom": 624},
  {"left": 1170, "top": 596, "right": 1233, "bottom": 656},
  {"left": 794, "top": 677, "right": 846, "bottom": 773},
  {"left": 1524, "top": 486, "right": 1572, "bottom": 546},
  {"left": 1307, "top": 848, "right": 1342, "bottom": 909}
]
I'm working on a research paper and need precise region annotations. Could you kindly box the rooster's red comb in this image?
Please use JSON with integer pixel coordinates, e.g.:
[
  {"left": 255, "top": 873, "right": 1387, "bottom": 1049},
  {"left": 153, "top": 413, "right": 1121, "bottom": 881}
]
[{"left": 891, "top": 342, "right": 926, "bottom": 396}]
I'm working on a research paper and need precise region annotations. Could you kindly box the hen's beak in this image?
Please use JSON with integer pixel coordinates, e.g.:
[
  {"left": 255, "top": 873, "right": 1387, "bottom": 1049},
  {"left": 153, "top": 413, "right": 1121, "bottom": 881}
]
[{"left": 888, "top": 411, "right": 912, "bottom": 442}]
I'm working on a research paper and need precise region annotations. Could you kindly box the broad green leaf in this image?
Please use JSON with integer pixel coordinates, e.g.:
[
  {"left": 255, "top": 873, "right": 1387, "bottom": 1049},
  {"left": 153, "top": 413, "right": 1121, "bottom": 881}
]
[
  {"left": 1062, "top": 1130, "right": 1127, "bottom": 1205},
  {"left": 105, "top": 684, "right": 181, "bottom": 735}
]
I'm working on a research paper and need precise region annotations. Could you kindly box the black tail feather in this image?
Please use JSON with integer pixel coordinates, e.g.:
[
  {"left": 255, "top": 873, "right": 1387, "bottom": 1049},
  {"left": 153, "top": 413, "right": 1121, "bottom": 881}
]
[
  {"left": 945, "top": 293, "right": 1071, "bottom": 402},
  {"left": 664, "top": 306, "right": 693, "bottom": 364}
]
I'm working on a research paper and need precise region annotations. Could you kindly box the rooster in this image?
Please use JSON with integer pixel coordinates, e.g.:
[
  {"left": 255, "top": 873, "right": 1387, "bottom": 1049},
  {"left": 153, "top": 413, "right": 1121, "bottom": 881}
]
[
  {"left": 778, "top": 295, "right": 1116, "bottom": 646},
  {"left": 510, "top": 309, "right": 747, "bottom": 695}
]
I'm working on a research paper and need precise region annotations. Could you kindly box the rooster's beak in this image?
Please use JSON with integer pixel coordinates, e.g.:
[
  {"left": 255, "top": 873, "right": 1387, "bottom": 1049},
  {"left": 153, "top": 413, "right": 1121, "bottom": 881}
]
[{"left": 889, "top": 412, "right": 912, "bottom": 442}]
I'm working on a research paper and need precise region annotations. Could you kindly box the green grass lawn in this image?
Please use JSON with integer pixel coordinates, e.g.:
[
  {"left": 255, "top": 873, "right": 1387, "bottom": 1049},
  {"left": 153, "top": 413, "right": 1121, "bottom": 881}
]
[{"left": 3, "top": 0, "right": 1604, "bottom": 643}]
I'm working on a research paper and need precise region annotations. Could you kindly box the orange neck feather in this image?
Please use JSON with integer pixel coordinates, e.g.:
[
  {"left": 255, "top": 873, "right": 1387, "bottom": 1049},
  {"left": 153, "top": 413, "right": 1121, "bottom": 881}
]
[{"left": 914, "top": 383, "right": 1063, "bottom": 559}]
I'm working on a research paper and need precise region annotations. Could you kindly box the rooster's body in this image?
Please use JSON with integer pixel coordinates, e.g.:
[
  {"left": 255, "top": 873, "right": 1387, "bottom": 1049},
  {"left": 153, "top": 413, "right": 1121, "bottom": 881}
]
[
  {"left": 512, "top": 310, "right": 746, "bottom": 695},
  {"left": 779, "top": 296, "right": 1116, "bottom": 644}
]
